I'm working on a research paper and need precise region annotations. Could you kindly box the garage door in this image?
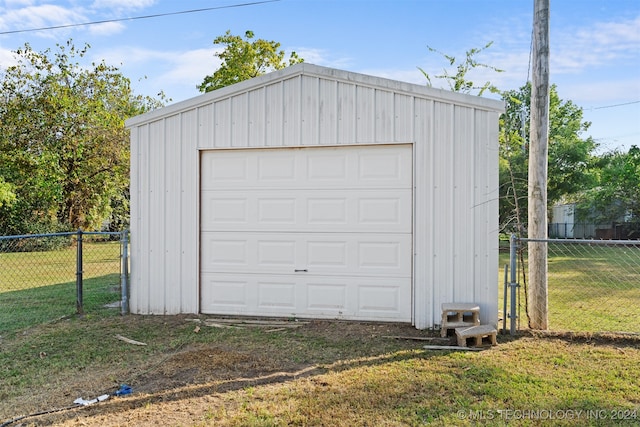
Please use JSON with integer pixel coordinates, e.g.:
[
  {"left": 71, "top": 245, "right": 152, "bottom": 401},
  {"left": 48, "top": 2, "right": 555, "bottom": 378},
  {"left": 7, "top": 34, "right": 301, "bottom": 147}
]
[{"left": 200, "top": 144, "right": 413, "bottom": 321}]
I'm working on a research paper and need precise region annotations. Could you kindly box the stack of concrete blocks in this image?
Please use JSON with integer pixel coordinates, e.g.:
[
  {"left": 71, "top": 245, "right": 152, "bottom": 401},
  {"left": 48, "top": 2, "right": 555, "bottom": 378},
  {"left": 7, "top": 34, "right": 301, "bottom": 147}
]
[{"left": 440, "top": 303, "right": 497, "bottom": 347}]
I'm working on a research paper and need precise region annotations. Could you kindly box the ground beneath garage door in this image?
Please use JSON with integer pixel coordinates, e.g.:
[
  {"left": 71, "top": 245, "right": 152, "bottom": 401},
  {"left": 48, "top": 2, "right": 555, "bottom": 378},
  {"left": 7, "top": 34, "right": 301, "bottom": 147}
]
[{"left": 2, "top": 316, "right": 444, "bottom": 426}]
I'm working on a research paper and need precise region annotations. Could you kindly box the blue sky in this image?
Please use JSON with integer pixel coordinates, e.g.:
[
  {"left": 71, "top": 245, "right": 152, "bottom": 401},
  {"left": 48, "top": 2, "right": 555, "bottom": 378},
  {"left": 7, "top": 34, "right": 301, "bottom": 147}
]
[{"left": 1, "top": 0, "right": 638, "bottom": 153}]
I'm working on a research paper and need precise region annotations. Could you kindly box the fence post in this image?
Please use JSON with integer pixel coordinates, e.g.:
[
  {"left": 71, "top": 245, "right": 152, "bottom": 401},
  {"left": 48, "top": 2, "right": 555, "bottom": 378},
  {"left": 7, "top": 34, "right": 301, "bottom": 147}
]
[
  {"left": 76, "top": 229, "right": 84, "bottom": 315},
  {"left": 121, "top": 229, "right": 129, "bottom": 315},
  {"left": 509, "top": 234, "right": 519, "bottom": 335}
]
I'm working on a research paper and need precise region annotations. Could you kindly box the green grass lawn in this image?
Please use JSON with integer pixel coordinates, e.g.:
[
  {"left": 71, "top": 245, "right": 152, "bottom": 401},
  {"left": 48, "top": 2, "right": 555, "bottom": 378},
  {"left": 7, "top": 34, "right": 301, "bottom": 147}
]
[
  {"left": 499, "top": 243, "right": 640, "bottom": 333},
  {"left": 0, "top": 241, "right": 122, "bottom": 334},
  {"left": 1, "top": 238, "right": 639, "bottom": 425},
  {"left": 0, "top": 316, "right": 638, "bottom": 426}
]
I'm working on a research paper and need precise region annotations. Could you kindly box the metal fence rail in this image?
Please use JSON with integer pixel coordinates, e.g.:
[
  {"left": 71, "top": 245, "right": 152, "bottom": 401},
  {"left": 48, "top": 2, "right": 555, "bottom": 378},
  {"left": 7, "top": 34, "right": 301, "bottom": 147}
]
[
  {"left": 0, "top": 230, "right": 128, "bottom": 335},
  {"left": 506, "top": 237, "right": 640, "bottom": 335}
]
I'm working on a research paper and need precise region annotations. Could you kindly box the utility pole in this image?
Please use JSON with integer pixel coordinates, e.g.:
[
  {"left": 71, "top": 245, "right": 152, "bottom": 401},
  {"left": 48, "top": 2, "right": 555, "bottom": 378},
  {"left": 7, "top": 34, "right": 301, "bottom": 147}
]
[{"left": 528, "top": 0, "right": 550, "bottom": 329}]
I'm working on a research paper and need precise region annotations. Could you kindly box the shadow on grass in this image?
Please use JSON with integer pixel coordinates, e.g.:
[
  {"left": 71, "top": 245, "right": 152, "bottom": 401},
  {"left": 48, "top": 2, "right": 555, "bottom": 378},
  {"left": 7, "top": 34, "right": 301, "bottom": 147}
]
[
  {"left": 0, "top": 274, "right": 121, "bottom": 335},
  {"left": 28, "top": 344, "right": 452, "bottom": 425}
]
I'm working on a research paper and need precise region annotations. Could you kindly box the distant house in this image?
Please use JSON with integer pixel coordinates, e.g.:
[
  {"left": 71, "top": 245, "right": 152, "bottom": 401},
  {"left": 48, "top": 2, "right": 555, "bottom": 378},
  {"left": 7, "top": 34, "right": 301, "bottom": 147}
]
[
  {"left": 125, "top": 63, "right": 504, "bottom": 329},
  {"left": 550, "top": 203, "right": 637, "bottom": 239}
]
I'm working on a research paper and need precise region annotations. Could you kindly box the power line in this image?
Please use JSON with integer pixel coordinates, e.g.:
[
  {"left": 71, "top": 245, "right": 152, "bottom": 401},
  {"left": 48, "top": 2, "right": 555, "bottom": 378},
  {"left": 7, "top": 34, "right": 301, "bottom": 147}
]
[
  {"left": 0, "top": 0, "right": 280, "bottom": 35},
  {"left": 591, "top": 100, "right": 640, "bottom": 110}
]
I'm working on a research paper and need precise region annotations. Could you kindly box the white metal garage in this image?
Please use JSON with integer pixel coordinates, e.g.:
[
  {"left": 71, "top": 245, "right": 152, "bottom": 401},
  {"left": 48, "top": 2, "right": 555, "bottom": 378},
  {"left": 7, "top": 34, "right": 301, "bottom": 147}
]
[
  {"left": 125, "top": 63, "right": 504, "bottom": 329},
  {"left": 200, "top": 144, "right": 412, "bottom": 321}
]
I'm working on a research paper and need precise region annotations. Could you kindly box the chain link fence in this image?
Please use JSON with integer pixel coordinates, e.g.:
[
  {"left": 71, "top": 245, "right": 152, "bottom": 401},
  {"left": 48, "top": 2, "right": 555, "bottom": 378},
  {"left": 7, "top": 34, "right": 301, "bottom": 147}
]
[
  {"left": 0, "top": 231, "right": 128, "bottom": 336},
  {"left": 503, "top": 237, "right": 640, "bottom": 335}
]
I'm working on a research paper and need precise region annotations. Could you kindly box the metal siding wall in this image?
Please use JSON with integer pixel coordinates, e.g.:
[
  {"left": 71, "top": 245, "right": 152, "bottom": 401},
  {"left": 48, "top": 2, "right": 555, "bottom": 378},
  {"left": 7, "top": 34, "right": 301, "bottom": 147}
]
[
  {"left": 181, "top": 110, "right": 199, "bottom": 313},
  {"left": 134, "top": 124, "right": 151, "bottom": 314},
  {"left": 452, "top": 106, "right": 475, "bottom": 303},
  {"left": 265, "top": 82, "right": 284, "bottom": 146},
  {"left": 432, "top": 102, "right": 455, "bottom": 311},
  {"left": 129, "top": 126, "right": 140, "bottom": 313},
  {"left": 231, "top": 93, "right": 249, "bottom": 147},
  {"left": 283, "top": 77, "right": 301, "bottom": 144},
  {"left": 356, "top": 86, "right": 375, "bottom": 142},
  {"left": 148, "top": 120, "right": 165, "bottom": 313},
  {"left": 198, "top": 104, "right": 214, "bottom": 149},
  {"left": 214, "top": 99, "right": 231, "bottom": 148},
  {"left": 248, "top": 87, "right": 266, "bottom": 147},
  {"left": 318, "top": 78, "right": 338, "bottom": 145},
  {"left": 474, "top": 110, "right": 499, "bottom": 326},
  {"left": 337, "top": 82, "right": 356, "bottom": 144},
  {"left": 375, "top": 90, "right": 394, "bottom": 142},
  {"left": 164, "top": 115, "right": 182, "bottom": 313},
  {"left": 394, "top": 94, "right": 413, "bottom": 142},
  {"left": 412, "top": 98, "right": 434, "bottom": 329},
  {"left": 300, "top": 75, "right": 319, "bottom": 145}
]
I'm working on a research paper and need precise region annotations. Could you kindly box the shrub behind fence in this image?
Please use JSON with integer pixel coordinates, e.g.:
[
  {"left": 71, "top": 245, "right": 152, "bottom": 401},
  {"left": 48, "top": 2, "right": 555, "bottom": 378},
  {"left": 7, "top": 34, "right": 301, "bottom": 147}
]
[
  {"left": 505, "top": 237, "right": 640, "bottom": 335},
  {"left": 0, "top": 231, "right": 128, "bottom": 335}
]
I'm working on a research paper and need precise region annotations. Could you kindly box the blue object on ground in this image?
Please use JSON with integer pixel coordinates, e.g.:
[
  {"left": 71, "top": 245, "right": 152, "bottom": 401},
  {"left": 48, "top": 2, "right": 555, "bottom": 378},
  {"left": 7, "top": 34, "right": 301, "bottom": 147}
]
[{"left": 114, "top": 384, "right": 132, "bottom": 396}]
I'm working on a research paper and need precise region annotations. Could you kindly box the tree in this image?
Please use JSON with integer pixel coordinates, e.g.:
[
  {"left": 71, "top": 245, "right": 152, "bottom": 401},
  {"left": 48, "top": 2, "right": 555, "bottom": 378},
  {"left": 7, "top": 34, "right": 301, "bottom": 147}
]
[
  {"left": 0, "top": 41, "right": 163, "bottom": 234},
  {"left": 419, "top": 41, "right": 503, "bottom": 96},
  {"left": 576, "top": 145, "right": 640, "bottom": 235},
  {"left": 198, "top": 30, "right": 303, "bottom": 93},
  {"left": 499, "top": 84, "right": 597, "bottom": 234}
]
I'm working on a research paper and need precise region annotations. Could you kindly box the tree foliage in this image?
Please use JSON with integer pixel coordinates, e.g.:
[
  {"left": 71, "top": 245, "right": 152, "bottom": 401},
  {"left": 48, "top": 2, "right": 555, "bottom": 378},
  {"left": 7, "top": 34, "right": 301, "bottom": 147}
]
[
  {"left": 576, "top": 145, "right": 640, "bottom": 232},
  {"left": 499, "top": 83, "right": 597, "bottom": 233},
  {"left": 0, "top": 41, "right": 163, "bottom": 234},
  {"left": 198, "top": 30, "right": 303, "bottom": 93},
  {"left": 419, "top": 42, "right": 503, "bottom": 96}
]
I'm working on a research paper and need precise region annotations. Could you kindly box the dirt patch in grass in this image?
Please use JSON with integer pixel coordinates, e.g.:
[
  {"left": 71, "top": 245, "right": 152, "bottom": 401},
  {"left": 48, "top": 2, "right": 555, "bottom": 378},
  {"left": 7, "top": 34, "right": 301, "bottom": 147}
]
[{"left": 0, "top": 316, "right": 435, "bottom": 426}]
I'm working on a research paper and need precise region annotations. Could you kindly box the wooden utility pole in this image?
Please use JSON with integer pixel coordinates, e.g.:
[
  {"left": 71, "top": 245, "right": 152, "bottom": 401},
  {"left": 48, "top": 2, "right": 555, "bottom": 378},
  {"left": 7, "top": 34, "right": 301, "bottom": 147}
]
[{"left": 528, "top": 0, "right": 550, "bottom": 329}]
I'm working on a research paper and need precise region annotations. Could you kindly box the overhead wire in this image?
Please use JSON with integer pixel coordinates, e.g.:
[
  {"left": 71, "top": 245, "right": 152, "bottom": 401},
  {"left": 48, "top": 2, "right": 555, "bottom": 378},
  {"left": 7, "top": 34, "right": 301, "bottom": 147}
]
[
  {"left": 0, "top": 0, "right": 280, "bottom": 35},
  {"left": 590, "top": 100, "right": 640, "bottom": 110}
]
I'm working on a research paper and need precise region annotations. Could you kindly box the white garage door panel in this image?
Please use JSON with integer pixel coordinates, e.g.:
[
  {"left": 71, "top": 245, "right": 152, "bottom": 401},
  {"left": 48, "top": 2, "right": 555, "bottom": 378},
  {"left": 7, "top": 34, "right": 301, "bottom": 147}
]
[
  {"left": 201, "top": 144, "right": 412, "bottom": 190},
  {"left": 200, "top": 144, "right": 413, "bottom": 322},
  {"left": 201, "top": 189, "right": 412, "bottom": 233},
  {"left": 201, "top": 273, "right": 411, "bottom": 321},
  {"left": 201, "top": 232, "right": 412, "bottom": 277}
]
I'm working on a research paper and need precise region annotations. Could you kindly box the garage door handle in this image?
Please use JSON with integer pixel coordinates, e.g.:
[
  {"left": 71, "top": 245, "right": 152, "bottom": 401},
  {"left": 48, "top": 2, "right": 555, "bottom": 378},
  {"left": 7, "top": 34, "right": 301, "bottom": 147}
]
[{"left": 294, "top": 269, "right": 308, "bottom": 273}]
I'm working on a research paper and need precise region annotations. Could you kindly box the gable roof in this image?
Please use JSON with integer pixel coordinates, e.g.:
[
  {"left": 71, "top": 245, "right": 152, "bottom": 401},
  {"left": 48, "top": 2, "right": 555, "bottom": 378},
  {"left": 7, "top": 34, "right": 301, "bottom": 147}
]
[{"left": 126, "top": 63, "right": 504, "bottom": 127}]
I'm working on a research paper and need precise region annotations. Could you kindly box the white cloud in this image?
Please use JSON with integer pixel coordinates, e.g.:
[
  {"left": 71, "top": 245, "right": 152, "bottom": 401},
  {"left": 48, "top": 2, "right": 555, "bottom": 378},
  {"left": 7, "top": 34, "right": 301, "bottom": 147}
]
[
  {"left": 157, "top": 48, "right": 221, "bottom": 85},
  {"left": 90, "top": 45, "right": 220, "bottom": 101},
  {"left": 560, "top": 78, "right": 640, "bottom": 105},
  {"left": 0, "top": 47, "right": 19, "bottom": 67},
  {"left": 91, "top": 0, "right": 156, "bottom": 11},
  {"left": 0, "top": 4, "right": 87, "bottom": 36},
  {"left": 553, "top": 15, "right": 640, "bottom": 74},
  {"left": 293, "top": 47, "right": 353, "bottom": 69},
  {"left": 88, "top": 21, "right": 125, "bottom": 36}
]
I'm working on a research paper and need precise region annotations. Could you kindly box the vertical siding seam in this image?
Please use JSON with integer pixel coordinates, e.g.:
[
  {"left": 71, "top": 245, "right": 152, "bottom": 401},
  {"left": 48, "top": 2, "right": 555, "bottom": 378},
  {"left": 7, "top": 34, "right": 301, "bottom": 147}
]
[
  {"left": 227, "top": 97, "right": 232, "bottom": 147},
  {"left": 410, "top": 95, "right": 416, "bottom": 325},
  {"left": 298, "top": 75, "right": 303, "bottom": 145},
  {"left": 354, "top": 84, "right": 358, "bottom": 143},
  {"left": 316, "top": 77, "right": 321, "bottom": 145},
  {"left": 472, "top": 108, "right": 477, "bottom": 303},
  {"left": 450, "top": 105, "right": 455, "bottom": 301},
  {"left": 163, "top": 117, "right": 168, "bottom": 314},
  {"left": 282, "top": 81, "right": 287, "bottom": 146},
  {"left": 373, "top": 88, "right": 377, "bottom": 143},
  {"left": 393, "top": 92, "right": 397, "bottom": 142},
  {"left": 335, "top": 80, "right": 340, "bottom": 144},
  {"left": 247, "top": 90, "right": 252, "bottom": 147},
  {"left": 178, "top": 112, "right": 184, "bottom": 312},
  {"left": 263, "top": 84, "right": 268, "bottom": 146},
  {"left": 428, "top": 99, "right": 435, "bottom": 324},
  {"left": 144, "top": 123, "right": 151, "bottom": 314}
]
